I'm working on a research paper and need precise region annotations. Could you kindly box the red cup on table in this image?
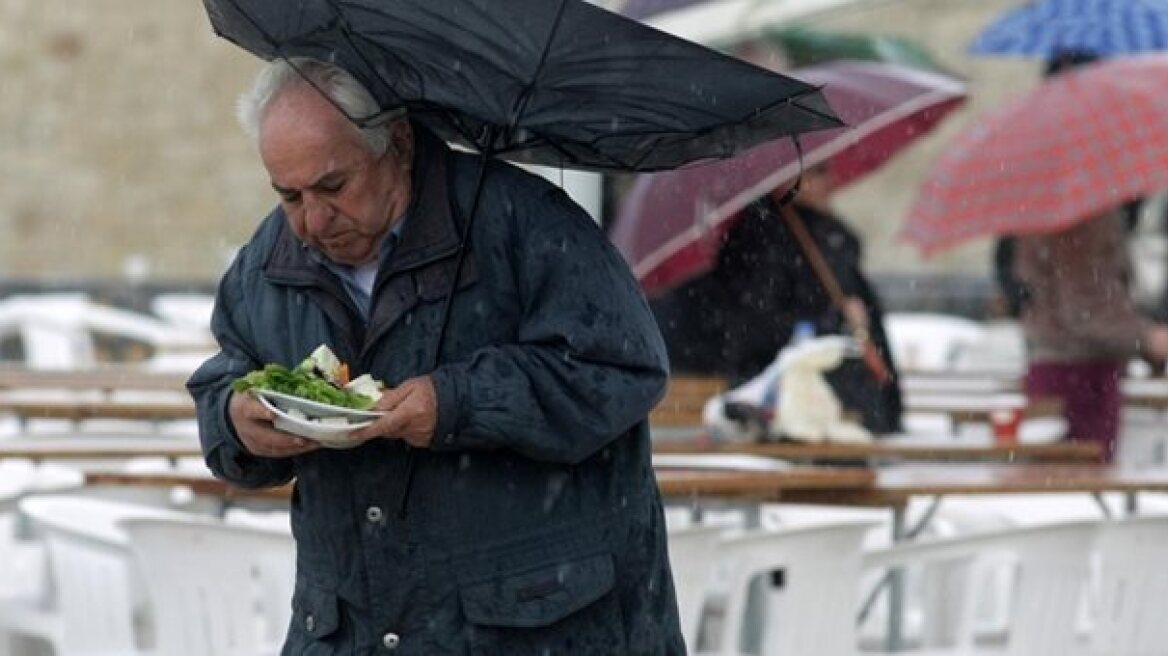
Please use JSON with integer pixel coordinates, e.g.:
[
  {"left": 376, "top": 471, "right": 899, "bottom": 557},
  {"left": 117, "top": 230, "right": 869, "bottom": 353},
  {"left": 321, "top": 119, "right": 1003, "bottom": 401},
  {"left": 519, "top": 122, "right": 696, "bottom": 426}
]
[{"left": 990, "top": 408, "right": 1022, "bottom": 444}]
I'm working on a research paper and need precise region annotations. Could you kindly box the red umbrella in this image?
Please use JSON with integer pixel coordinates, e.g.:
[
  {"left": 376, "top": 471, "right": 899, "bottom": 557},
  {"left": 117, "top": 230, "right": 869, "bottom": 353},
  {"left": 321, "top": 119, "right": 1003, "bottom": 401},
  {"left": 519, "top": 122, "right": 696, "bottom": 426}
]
[
  {"left": 903, "top": 55, "right": 1168, "bottom": 254},
  {"left": 609, "top": 60, "right": 966, "bottom": 295}
]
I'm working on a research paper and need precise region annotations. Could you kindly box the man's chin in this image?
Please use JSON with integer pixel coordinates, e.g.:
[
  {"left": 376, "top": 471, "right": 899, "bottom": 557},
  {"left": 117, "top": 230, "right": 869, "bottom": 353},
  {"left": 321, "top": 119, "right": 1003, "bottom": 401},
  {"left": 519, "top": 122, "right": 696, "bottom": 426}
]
[{"left": 321, "top": 244, "right": 373, "bottom": 267}]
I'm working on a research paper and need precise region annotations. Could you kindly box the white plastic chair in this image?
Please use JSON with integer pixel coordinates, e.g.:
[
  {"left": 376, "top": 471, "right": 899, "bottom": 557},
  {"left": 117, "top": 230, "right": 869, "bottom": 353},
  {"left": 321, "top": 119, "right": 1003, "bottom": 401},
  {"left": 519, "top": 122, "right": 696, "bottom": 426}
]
[
  {"left": 0, "top": 463, "right": 85, "bottom": 656},
  {"left": 951, "top": 320, "right": 1025, "bottom": 373},
  {"left": 0, "top": 494, "right": 198, "bottom": 656},
  {"left": 1091, "top": 515, "right": 1168, "bottom": 655},
  {"left": 862, "top": 520, "right": 1099, "bottom": 655},
  {"left": 149, "top": 293, "right": 215, "bottom": 333},
  {"left": 883, "top": 313, "right": 987, "bottom": 372},
  {"left": 0, "top": 293, "right": 213, "bottom": 372},
  {"left": 123, "top": 516, "right": 296, "bottom": 656},
  {"left": 697, "top": 521, "right": 874, "bottom": 656},
  {"left": 667, "top": 524, "right": 723, "bottom": 650}
]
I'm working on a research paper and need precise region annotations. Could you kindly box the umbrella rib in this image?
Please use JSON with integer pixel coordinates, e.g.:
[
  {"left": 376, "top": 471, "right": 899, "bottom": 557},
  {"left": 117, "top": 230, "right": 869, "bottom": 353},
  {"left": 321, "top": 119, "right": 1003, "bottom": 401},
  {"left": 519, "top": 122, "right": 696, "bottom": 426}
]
[{"left": 506, "top": 0, "right": 570, "bottom": 142}]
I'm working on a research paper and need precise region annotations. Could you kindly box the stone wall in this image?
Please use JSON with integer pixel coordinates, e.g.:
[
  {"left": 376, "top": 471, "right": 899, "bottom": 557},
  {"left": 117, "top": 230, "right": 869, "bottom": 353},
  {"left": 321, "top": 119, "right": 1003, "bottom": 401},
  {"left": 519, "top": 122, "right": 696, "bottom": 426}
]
[{"left": 0, "top": 0, "right": 269, "bottom": 281}]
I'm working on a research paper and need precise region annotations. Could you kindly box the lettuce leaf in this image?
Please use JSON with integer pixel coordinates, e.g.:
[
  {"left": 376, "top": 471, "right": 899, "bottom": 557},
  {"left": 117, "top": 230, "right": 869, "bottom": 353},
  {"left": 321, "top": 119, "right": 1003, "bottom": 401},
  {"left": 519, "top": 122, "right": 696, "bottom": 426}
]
[{"left": 232, "top": 363, "right": 377, "bottom": 410}]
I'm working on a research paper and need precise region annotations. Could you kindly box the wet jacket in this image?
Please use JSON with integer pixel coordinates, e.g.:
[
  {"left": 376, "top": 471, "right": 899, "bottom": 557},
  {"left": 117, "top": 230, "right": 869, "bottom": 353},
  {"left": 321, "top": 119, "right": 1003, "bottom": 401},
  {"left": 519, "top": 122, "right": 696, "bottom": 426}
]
[
  {"left": 651, "top": 198, "right": 903, "bottom": 434},
  {"left": 188, "top": 129, "right": 683, "bottom": 655},
  {"left": 1015, "top": 210, "right": 1150, "bottom": 363}
]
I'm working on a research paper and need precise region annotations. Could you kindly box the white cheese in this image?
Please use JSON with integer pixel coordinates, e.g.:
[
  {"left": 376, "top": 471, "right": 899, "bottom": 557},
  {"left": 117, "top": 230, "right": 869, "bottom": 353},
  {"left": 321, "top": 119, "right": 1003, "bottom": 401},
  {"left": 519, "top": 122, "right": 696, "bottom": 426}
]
[{"left": 344, "top": 374, "right": 384, "bottom": 402}]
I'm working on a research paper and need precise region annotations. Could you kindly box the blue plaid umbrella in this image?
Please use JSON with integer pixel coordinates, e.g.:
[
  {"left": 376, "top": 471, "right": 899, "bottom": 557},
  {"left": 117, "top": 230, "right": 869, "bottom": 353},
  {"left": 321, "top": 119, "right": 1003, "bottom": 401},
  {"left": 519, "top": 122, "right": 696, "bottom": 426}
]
[{"left": 970, "top": 0, "right": 1168, "bottom": 57}]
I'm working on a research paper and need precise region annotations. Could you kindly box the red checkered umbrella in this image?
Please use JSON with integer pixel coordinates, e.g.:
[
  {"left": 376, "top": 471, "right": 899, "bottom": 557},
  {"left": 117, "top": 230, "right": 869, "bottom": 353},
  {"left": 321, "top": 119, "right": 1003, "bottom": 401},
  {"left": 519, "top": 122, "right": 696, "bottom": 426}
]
[
  {"left": 609, "top": 60, "right": 966, "bottom": 295},
  {"left": 903, "top": 55, "right": 1168, "bottom": 254}
]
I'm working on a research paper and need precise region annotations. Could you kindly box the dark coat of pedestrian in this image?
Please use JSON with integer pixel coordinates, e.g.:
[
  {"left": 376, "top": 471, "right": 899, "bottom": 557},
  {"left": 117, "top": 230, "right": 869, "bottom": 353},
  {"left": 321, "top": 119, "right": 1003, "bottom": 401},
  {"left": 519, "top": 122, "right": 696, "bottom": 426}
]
[
  {"left": 188, "top": 58, "right": 684, "bottom": 655},
  {"left": 652, "top": 176, "right": 903, "bottom": 434}
]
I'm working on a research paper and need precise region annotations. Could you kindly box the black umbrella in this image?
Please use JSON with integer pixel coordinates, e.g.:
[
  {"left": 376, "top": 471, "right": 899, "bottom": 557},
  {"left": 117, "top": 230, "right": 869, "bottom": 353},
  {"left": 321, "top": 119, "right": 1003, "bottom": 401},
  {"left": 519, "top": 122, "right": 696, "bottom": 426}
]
[{"left": 202, "top": 0, "right": 841, "bottom": 173}]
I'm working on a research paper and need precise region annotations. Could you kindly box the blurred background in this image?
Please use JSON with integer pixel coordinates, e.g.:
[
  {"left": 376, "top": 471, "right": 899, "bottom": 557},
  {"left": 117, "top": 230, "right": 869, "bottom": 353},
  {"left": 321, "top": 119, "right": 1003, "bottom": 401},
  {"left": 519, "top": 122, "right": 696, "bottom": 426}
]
[{"left": 0, "top": 0, "right": 1070, "bottom": 316}]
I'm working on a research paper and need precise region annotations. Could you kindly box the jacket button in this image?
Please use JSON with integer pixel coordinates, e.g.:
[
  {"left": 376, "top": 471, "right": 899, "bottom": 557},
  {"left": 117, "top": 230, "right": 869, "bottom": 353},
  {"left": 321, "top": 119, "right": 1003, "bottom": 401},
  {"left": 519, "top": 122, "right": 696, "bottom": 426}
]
[
  {"left": 382, "top": 632, "right": 401, "bottom": 649},
  {"left": 305, "top": 613, "right": 316, "bottom": 633},
  {"left": 443, "top": 433, "right": 455, "bottom": 445},
  {"left": 366, "top": 506, "right": 384, "bottom": 523}
]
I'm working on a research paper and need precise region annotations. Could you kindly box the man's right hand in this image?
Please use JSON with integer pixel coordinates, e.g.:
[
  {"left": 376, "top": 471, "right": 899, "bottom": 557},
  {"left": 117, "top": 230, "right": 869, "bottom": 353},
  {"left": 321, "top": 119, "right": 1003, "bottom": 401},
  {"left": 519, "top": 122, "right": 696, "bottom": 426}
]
[
  {"left": 228, "top": 391, "right": 321, "bottom": 458},
  {"left": 1142, "top": 324, "right": 1168, "bottom": 370}
]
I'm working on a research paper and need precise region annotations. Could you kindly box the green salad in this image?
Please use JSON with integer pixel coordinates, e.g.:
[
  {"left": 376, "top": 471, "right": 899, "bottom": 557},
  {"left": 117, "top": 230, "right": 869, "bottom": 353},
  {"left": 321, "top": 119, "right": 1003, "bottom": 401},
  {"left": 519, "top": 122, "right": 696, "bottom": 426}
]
[{"left": 232, "top": 345, "right": 382, "bottom": 410}]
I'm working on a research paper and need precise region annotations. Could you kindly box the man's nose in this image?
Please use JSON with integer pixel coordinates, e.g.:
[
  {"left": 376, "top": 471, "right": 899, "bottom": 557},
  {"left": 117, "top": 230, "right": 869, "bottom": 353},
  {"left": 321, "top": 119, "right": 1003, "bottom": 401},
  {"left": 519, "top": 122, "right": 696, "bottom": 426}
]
[{"left": 303, "top": 193, "right": 334, "bottom": 235}]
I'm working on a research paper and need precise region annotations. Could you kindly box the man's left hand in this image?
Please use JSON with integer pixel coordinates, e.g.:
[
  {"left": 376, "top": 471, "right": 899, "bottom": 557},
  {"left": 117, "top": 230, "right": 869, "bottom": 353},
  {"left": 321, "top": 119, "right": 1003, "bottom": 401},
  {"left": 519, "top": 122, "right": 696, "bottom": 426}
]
[{"left": 348, "top": 375, "right": 438, "bottom": 448}]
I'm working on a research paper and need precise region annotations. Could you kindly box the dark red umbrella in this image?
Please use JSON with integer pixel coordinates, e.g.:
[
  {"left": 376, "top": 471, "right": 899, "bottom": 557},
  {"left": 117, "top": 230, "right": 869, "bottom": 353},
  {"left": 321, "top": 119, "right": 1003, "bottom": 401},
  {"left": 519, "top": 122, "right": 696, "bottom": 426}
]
[{"left": 609, "top": 60, "right": 966, "bottom": 295}]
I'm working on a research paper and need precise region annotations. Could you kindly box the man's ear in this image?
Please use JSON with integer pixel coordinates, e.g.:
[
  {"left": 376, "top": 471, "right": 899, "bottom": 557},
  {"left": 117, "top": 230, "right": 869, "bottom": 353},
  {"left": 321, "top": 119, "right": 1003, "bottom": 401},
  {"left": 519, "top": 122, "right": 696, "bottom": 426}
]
[{"left": 389, "top": 120, "right": 414, "bottom": 167}]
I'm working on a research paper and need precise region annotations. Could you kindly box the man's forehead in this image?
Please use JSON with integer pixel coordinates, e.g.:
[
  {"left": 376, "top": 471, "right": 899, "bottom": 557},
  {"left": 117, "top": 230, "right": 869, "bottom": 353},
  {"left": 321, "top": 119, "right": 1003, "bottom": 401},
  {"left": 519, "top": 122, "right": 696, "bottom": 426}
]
[
  {"left": 262, "top": 102, "right": 367, "bottom": 186},
  {"left": 262, "top": 85, "right": 354, "bottom": 146}
]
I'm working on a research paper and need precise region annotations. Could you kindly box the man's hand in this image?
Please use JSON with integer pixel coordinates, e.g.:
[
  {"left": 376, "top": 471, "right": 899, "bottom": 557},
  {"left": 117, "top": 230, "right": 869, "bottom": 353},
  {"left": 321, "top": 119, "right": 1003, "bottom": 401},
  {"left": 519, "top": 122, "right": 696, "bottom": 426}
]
[
  {"left": 841, "top": 296, "right": 870, "bottom": 332},
  {"left": 1143, "top": 324, "right": 1168, "bottom": 370},
  {"left": 349, "top": 376, "right": 438, "bottom": 448},
  {"left": 228, "top": 392, "right": 323, "bottom": 458}
]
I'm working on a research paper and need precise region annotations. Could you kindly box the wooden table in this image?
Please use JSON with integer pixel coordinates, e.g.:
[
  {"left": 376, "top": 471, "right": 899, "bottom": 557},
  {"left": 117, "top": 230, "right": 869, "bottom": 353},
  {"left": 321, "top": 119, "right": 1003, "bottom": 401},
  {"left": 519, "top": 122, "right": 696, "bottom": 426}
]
[
  {"left": 84, "top": 466, "right": 875, "bottom": 504},
  {"left": 902, "top": 371, "right": 1168, "bottom": 412},
  {"left": 0, "top": 366, "right": 190, "bottom": 393},
  {"left": 654, "top": 466, "right": 873, "bottom": 498},
  {"left": 0, "top": 398, "right": 196, "bottom": 423},
  {"left": 85, "top": 471, "right": 293, "bottom": 502},
  {"left": 654, "top": 438, "right": 1102, "bottom": 463},
  {"left": 0, "top": 437, "right": 202, "bottom": 462},
  {"left": 1122, "top": 378, "right": 1168, "bottom": 411},
  {"left": 900, "top": 373, "right": 1021, "bottom": 395},
  {"left": 782, "top": 463, "right": 1168, "bottom": 507},
  {"left": 901, "top": 393, "right": 1064, "bottom": 425}
]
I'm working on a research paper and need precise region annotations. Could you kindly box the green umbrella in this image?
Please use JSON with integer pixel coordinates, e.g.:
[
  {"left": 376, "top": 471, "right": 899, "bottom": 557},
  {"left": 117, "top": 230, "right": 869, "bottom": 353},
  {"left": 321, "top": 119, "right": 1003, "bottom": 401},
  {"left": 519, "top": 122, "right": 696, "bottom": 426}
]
[{"left": 760, "top": 26, "right": 945, "bottom": 71}]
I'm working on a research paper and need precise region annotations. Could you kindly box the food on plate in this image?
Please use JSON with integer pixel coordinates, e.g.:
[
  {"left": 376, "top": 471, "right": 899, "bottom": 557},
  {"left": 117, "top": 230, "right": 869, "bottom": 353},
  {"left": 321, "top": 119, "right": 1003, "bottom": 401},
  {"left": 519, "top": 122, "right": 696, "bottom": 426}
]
[{"left": 232, "top": 344, "right": 384, "bottom": 410}]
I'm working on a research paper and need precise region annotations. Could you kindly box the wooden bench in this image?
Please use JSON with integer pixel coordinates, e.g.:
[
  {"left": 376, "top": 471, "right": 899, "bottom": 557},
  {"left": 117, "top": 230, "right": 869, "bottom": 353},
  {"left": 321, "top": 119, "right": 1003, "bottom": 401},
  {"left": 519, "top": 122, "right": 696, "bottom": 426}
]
[
  {"left": 650, "top": 376, "right": 728, "bottom": 427},
  {"left": 0, "top": 366, "right": 189, "bottom": 395}
]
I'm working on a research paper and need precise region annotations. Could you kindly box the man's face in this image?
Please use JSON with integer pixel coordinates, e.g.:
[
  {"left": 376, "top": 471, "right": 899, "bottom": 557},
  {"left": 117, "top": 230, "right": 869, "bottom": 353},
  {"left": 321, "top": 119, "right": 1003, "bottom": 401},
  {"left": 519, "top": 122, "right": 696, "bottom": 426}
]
[{"left": 259, "top": 85, "right": 413, "bottom": 266}]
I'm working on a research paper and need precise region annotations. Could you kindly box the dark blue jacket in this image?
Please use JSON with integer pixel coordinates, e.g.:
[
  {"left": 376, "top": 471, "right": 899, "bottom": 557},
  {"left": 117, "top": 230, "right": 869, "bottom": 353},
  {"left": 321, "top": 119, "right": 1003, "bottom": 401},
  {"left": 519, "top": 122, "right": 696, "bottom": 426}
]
[{"left": 189, "top": 129, "right": 683, "bottom": 655}]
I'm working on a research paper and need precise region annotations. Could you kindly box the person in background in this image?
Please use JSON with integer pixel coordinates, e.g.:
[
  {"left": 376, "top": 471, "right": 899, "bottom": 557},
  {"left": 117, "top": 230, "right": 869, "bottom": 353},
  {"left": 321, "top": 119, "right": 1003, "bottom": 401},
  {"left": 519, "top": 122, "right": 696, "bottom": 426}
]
[
  {"left": 188, "top": 57, "right": 683, "bottom": 654},
  {"left": 652, "top": 162, "right": 903, "bottom": 434},
  {"left": 1015, "top": 209, "right": 1168, "bottom": 462},
  {"left": 992, "top": 49, "right": 1100, "bottom": 318}
]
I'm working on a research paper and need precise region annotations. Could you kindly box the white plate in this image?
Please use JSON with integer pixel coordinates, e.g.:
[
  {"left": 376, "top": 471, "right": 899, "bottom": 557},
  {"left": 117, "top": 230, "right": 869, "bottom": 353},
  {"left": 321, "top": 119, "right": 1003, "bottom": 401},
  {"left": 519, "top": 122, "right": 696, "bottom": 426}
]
[
  {"left": 255, "top": 393, "right": 377, "bottom": 449},
  {"left": 254, "top": 389, "right": 384, "bottom": 421}
]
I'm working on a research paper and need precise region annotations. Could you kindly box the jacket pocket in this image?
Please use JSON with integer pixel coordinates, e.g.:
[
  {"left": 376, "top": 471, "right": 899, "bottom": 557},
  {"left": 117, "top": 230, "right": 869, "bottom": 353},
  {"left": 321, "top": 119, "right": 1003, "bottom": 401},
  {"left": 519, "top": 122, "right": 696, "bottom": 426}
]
[
  {"left": 282, "top": 580, "right": 343, "bottom": 655},
  {"left": 458, "top": 552, "right": 626, "bottom": 655},
  {"left": 461, "top": 551, "right": 614, "bottom": 627}
]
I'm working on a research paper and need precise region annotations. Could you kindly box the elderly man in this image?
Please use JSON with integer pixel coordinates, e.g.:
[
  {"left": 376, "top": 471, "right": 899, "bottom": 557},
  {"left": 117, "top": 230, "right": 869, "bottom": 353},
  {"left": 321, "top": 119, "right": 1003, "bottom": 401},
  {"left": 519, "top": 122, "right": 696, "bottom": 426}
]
[{"left": 188, "top": 58, "right": 684, "bottom": 654}]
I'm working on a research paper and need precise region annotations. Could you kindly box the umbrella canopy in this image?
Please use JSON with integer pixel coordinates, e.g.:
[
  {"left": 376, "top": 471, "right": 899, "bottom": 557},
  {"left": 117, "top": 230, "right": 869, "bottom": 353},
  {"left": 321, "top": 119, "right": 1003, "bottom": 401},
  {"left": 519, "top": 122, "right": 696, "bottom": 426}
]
[
  {"left": 620, "top": 0, "right": 704, "bottom": 20},
  {"left": 609, "top": 60, "right": 966, "bottom": 294},
  {"left": 761, "top": 26, "right": 945, "bottom": 71},
  {"left": 969, "top": 0, "right": 1168, "bottom": 58},
  {"left": 902, "top": 56, "right": 1168, "bottom": 254},
  {"left": 203, "top": 0, "right": 842, "bottom": 173}
]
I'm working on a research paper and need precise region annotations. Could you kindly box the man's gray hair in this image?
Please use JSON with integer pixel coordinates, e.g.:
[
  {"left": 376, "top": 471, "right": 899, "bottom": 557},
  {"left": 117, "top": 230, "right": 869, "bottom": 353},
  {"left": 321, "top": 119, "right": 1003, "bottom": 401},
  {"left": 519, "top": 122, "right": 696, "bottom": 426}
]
[{"left": 237, "top": 57, "right": 394, "bottom": 156}]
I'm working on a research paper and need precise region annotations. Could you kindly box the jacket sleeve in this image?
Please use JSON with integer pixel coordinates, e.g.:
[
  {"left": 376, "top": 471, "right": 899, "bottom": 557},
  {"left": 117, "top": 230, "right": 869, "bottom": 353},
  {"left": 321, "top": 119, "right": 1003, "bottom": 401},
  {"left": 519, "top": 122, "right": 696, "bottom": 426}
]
[
  {"left": 187, "top": 252, "right": 295, "bottom": 489},
  {"left": 429, "top": 187, "right": 669, "bottom": 464}
]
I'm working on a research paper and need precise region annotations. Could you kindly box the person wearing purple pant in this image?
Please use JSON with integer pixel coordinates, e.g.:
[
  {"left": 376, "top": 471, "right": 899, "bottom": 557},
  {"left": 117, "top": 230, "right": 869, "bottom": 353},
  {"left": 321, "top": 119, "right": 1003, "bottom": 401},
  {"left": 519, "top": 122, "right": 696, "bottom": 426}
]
[{"left": 1015, "top": 210, "right": 1168, "bottom": 462}]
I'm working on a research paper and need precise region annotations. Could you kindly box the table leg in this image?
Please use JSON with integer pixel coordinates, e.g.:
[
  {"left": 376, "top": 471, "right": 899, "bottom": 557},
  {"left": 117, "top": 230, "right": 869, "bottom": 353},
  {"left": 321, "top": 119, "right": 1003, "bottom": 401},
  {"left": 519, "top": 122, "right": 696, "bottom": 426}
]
[
  {"left": 688, "top": 493, "right": 703, "bottom": 525},
  {"left": 1090, "top": 492, "right": 1114, "bottom": 519},
  {"left": 1125, "top": 491, "right": 1139, "bottom": 515},
  {"left": 886, "top": 504, "right": 908, "bottom": 652}
]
